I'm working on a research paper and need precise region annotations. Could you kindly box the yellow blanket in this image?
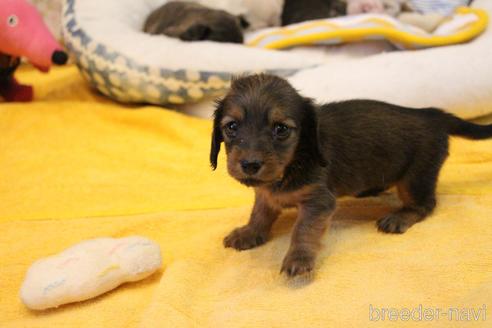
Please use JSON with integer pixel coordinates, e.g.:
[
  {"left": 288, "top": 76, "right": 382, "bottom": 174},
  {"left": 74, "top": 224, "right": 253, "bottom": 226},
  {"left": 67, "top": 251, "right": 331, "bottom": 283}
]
[{"left": 1, "top": 66, "right": 491, "bottom": 327}]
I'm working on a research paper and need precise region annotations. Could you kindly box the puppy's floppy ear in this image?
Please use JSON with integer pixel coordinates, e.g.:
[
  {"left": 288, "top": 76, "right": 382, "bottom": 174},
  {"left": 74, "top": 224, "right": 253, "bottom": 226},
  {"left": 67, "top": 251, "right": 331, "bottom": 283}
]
[
  {"left": 210, "top": 98, "right": 225, "bottom": 170},
  {"left": 301, "top": 98, "right": 327, "bottom": 167},
  {"left": 237, "top": 15, "right": 250, "bottom": 29}
]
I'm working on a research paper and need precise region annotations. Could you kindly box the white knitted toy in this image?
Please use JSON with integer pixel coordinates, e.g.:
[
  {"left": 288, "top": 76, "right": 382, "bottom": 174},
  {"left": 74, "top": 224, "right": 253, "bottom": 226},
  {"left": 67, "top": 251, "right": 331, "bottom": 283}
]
[
  {"left": 346, "top": 0, "right": 467, "bottom": 32},
  {"left": 20, "top": 236, "right": 162, "bottom": 310},
  {"left": 194, "top": 0, "right": 284, "bottom": 29},
  {"left": 347, "top": 0, "right": 470, "bottom": 15}
]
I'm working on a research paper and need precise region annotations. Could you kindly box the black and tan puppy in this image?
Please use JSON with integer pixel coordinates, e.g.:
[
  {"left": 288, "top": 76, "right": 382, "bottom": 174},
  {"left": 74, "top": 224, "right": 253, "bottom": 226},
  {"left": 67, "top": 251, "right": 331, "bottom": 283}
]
[
  {"left": 143, "top": 1, "right": 246, "bottom": 43},
  {"left": 210, "top": 74, "right": 492, "bottom": 278}
]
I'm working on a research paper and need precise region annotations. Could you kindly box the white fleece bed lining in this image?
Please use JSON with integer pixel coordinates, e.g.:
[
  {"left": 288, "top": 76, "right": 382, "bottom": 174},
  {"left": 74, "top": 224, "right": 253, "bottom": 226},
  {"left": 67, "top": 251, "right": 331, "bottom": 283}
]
[{"left": 63, "top": 0, "right": 492, "bottom": 118}]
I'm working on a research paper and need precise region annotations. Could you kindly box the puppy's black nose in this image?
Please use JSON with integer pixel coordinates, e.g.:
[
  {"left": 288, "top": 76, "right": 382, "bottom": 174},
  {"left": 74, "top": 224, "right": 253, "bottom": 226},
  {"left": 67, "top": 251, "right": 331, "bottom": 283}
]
[{"left": 240, "top": 160, "right": 263, "bottom": 175}]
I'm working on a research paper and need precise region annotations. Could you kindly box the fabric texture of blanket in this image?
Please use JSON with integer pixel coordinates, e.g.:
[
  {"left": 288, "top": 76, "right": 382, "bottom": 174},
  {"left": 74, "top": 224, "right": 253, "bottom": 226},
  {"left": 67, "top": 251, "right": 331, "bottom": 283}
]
[
  {"left": 1, "top": 66, "right": 491, "bottom": 327},
  {"left": 246, "top": 7, "right": 487, "bottom": 50}
]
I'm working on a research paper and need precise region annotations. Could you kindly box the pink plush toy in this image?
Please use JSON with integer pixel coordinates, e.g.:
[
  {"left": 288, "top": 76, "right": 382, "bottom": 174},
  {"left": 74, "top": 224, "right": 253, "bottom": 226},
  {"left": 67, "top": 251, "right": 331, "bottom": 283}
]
[{"left": 0, "top": 0, "right": 68, "bottom": 102}]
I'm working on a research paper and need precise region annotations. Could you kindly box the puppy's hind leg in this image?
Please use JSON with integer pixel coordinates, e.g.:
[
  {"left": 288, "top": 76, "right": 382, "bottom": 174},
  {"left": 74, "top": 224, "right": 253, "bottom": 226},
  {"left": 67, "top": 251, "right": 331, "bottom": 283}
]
[
  {"left": 377, "top": 164, "right": 442, "bottom": 234},
  {"left": 224, "top": 191, "right": 280, "bottom": 251}
]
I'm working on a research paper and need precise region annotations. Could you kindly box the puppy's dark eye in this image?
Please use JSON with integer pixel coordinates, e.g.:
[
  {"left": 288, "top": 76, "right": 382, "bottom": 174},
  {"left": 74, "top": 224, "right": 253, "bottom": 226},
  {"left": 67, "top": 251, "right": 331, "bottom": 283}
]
[
  {"left": 224, "top": 121, "right": 238, "bottom": 138},
  {"left": 273, "top": 123, "right": 291, "bottom": 140}
]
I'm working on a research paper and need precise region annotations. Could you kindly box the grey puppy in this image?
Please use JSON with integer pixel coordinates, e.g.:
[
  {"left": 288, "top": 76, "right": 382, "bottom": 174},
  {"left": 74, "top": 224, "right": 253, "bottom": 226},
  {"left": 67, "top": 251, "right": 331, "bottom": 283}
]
[{"left": 143, "top": 1, "right": 246, "bottom": 43}]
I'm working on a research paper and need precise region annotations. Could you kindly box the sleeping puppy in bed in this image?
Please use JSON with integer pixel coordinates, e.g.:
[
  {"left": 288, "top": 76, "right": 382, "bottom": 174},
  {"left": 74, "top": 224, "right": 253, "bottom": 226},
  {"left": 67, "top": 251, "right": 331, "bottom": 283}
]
[
  {"left": 211, "top": 74, "right": 492, "bottom": 278},
  {"left": 143, "top": 1, "right": 247, "bottom": 43},
  {"left": 281, "top": 0, "right": 347, "bottom": 25},
  {"left": 144, "top": 0, "right": 347, "bottom": 43}
]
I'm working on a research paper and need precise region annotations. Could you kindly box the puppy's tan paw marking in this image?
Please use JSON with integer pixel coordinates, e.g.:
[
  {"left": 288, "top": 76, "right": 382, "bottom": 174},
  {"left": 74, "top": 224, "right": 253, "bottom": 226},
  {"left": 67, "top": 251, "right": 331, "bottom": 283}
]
[
  {"left": 223, "top": 225, "right": 268, "bottom": 251},
  {"left": 377, "top": 214, "right": 412, "bottom": 234},
  {"left": 281, "top": 250, "right": 315, "bottom": 278}
]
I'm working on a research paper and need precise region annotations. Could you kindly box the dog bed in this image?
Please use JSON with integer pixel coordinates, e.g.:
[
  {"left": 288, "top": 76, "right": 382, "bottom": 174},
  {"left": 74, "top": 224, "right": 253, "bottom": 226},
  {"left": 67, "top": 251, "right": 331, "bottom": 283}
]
[
  {"left": 62, "top": 0, "right": 313, "bottom": 105},
  {"left": 63, "top": 0, "right": 492, "bottom": 118}
]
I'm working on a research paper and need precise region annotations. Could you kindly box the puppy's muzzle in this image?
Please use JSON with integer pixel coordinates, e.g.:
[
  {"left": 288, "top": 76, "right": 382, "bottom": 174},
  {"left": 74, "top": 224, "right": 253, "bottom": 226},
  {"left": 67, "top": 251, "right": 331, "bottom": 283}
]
[{"left": 240, "top": 160, "right": 263, "bottom": 176}]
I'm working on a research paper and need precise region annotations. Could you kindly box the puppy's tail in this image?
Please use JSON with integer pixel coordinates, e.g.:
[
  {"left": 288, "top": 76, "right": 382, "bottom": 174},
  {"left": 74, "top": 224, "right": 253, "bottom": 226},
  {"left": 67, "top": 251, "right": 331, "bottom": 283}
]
[
  {"left": 447, "top": 117, "right": 492, "bottom": 140},
  {"left": 427, "top": 108, "right": 492, "bottom": 140}
]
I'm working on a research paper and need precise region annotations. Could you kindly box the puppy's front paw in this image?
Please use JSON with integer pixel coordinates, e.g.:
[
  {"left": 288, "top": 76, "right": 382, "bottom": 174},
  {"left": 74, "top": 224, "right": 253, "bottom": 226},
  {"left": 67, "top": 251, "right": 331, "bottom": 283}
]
[
  {"left": 223, "top": 225, "right": 268, "bottom": 251},
  {"left": 281, "top": 249, "right": 315, "bottom": 278},
  {"left": 377, "top": 213, "right": 413, "bottom": 234}
]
